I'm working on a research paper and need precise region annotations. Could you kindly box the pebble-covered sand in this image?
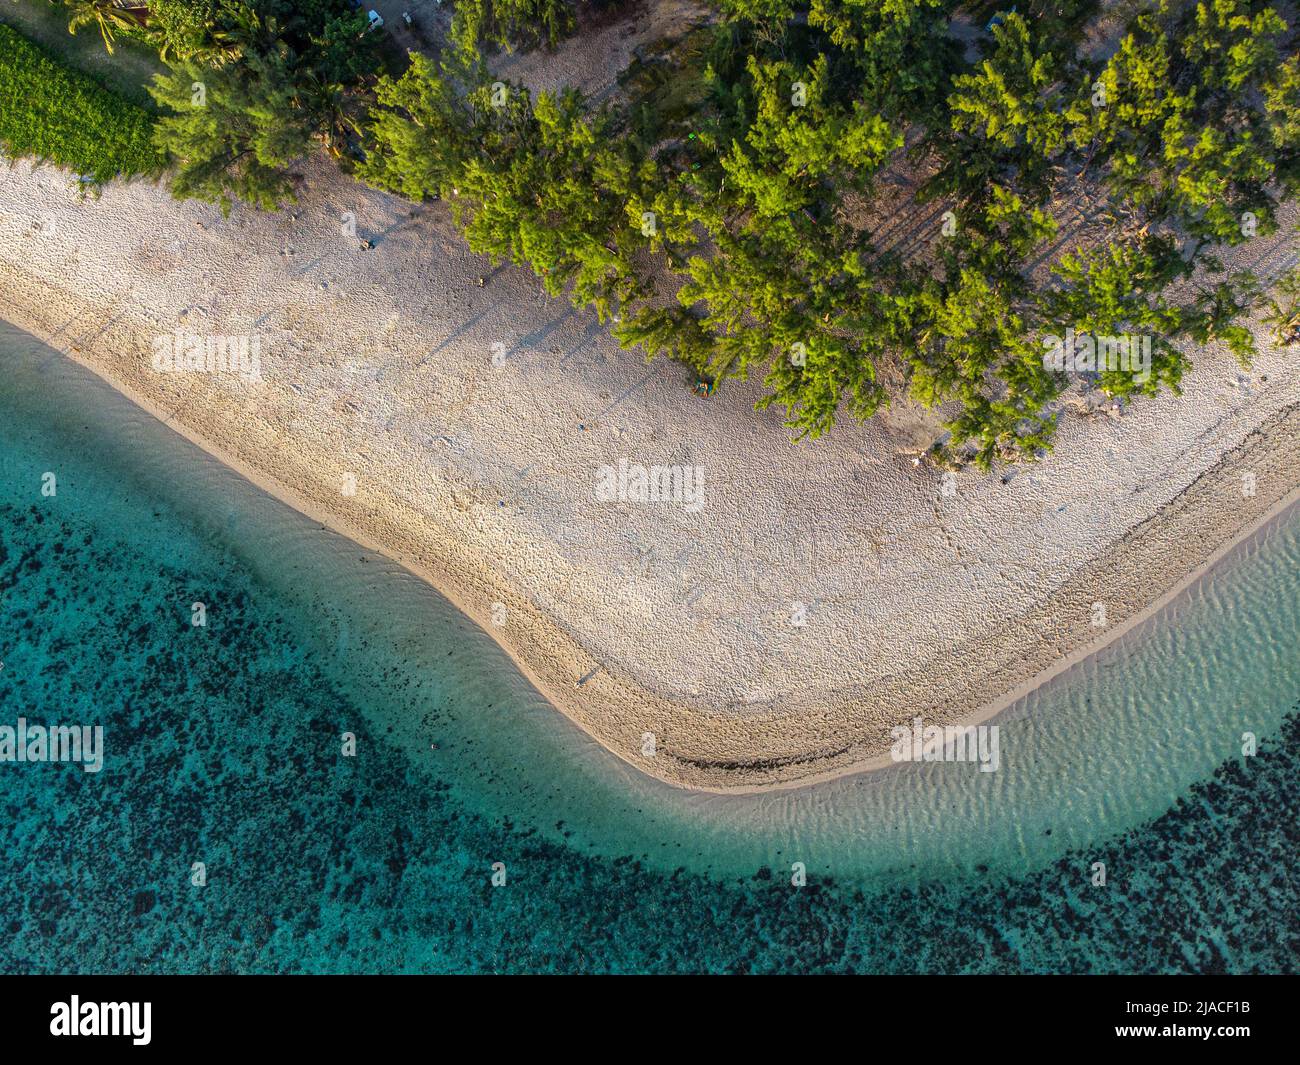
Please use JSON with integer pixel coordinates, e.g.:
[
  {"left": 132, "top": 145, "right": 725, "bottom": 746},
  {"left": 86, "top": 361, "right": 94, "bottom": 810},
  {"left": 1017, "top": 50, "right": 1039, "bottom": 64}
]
[{"left": 1, "top": 153, "right": 1297, "bottom": 790}]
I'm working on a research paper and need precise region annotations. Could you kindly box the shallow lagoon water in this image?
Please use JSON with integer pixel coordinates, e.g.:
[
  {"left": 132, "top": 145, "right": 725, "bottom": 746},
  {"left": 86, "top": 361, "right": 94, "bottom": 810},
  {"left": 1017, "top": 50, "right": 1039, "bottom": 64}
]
[{"left": 2, "top": 321, "right": 1297, "bottom": 972}]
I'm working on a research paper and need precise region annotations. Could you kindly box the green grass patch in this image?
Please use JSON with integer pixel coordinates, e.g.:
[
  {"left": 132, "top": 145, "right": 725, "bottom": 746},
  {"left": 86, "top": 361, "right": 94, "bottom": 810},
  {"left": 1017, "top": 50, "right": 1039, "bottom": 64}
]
[
  {"left": 0, "top": 22, "right": 165, "bottom": 182},
  {"left": 0, "top": 1, "right": 163, "bottom": 109}
]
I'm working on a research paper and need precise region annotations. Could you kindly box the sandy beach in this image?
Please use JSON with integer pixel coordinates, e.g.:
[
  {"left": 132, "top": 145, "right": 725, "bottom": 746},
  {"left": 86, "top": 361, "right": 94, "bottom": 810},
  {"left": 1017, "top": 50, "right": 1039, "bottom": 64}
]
[{"left": 1, "top": 147, "right": 1298, "bottom": 791}]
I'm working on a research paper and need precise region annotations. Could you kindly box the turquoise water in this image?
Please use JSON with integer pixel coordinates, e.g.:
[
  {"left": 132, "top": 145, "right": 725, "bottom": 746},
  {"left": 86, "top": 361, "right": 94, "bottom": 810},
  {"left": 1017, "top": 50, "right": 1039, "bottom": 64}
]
[{"left": 1, "top": 320, "right": 1298, "bottom": 972}]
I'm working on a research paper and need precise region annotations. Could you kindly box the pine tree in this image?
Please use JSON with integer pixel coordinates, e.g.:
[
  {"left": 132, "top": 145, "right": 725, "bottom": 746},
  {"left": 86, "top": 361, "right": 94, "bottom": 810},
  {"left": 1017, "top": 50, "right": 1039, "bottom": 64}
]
[
  {"left": 450, "top": 0, "right": 575, "bottom": 55},
  {"left": 452, "top": 87, "right": 651, "bottom": 323},
  {"left": 1258, "top": 267, "right": 1300, "bottom": 346},
  {"left": 151, "top": 48, "right": 313, "bottom": 214},
  {"left": 1068, "top": 2, "right": 1290, "bottom": 245},
  {"left": 948, "top": 14, "right": 1065, "bottom": 159},
  {"left": 357, "top": 53, "right": 479, "bottom": 201},
  {"left": 1040, "top": 238, "right": 1188, "bottom": 400}
]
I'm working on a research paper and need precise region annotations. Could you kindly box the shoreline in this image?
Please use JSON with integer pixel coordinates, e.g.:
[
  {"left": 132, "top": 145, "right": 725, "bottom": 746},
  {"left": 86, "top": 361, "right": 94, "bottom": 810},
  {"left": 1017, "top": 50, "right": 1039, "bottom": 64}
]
[
  {"left": 3, "top": 156, "right": 1299, "bottom": 792},
  {"left": 724, "top": 472, "right": 1300, "bottom": 794}
]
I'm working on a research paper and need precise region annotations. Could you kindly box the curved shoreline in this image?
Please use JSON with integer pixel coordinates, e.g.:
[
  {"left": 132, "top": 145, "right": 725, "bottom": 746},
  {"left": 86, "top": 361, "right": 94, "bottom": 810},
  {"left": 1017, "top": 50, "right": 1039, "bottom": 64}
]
[
  {"left": 3, "top": 157, "right": 1299, "bottom": 792},
  {"left": 718, "top": 468, "right": 1300, "bottom": 794},
  {"left": 9, "top": 314, "right": 1299, "bottom": 795}
]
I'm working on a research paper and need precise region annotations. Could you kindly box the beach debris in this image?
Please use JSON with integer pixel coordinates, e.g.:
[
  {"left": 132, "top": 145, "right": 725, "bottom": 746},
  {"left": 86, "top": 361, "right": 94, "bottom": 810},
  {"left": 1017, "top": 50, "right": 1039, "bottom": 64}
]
[
  {"left": 693, "top": 378, "right": 715, "bottom": 398},
  {"left": 360, "top": 239, "right": 374, "bottom": 250}
]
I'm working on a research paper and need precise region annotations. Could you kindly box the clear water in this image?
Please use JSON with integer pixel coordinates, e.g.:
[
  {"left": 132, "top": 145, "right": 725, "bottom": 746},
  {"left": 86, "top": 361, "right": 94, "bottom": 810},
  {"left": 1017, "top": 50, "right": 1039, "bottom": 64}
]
[{"left": 2, "top": 320, "right": 1297, "bottom": 973}]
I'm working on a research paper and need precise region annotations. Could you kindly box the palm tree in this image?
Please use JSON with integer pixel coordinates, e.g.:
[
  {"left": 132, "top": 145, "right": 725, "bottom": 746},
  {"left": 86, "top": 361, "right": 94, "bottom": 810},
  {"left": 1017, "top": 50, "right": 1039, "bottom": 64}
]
[
  {"left": 149, "top": 19, "right": 250, "bottom": 66},
  {"left": 63, "top": 0, "right": 142, "bottom": 55},
  {"left": 297, "top": 69, "right": 362, "bottom": 159}
]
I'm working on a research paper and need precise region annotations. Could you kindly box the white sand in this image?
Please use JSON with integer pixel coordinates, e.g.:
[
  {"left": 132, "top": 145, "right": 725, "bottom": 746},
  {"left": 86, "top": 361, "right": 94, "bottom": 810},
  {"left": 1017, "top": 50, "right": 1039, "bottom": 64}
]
[{"left": 1, "top": 148, "right": 1298, "bottom": 790}]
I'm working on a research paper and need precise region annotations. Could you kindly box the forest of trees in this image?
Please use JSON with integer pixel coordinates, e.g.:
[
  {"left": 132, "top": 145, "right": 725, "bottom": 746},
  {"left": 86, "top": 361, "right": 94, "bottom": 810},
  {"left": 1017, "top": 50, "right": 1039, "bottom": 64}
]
[{"left": 53, "top": 0, "right": 1300, "bottom": 467}]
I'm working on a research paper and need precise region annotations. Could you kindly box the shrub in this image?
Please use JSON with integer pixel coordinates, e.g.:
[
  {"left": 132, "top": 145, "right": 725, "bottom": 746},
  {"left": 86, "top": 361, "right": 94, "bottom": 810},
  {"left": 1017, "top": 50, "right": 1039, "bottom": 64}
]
[{"left": 0, "top": 24, "right": 164, "bottom": 183}]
